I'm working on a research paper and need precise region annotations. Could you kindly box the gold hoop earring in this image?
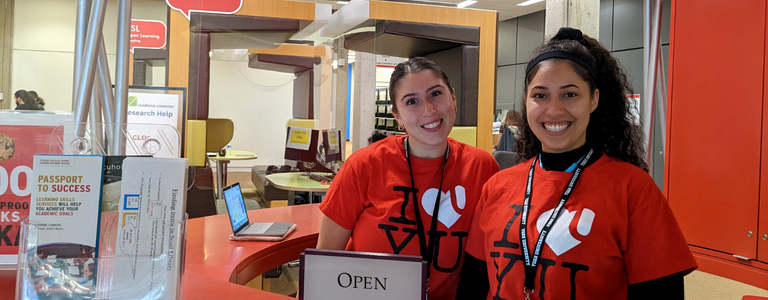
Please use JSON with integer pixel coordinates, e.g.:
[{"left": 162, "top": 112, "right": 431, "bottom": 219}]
[
  {"left": 454, "top": 105, "right": 458, "bottom": 112},
  {"left": 398, "top": 124, "right": 404, "bottom": 131}
]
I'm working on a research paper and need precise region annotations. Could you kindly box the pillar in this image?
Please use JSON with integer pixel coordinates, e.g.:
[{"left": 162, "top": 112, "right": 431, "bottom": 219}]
[
  {"left": 351, "top": 52, "right": 375, "bottom": 152},
  {"left": 545, "top": 0, "right": 600, "bottom": 38}
]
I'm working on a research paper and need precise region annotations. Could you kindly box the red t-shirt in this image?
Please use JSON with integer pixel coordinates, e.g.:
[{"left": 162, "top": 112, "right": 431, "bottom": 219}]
[
  {"left": 466, "top": 155, "right": 697, "bottom": 300},
  {"left": 319, "top": 136, "right": 499, "bottom": 300}
]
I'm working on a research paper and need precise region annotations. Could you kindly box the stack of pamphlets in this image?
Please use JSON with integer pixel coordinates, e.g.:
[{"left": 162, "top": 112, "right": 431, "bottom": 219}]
[
  {"left": 26, "top": 155, "right": 105, "bottom": 298},
  {"left": 110, "top": 157, "right": 188, "bottom": 300}
]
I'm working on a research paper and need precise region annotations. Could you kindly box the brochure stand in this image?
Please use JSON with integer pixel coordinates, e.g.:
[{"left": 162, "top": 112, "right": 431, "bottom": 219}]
[
  {"left": 15, "top": 215, "right": 187, "bottom": 300},
  {"left": 47, "top": 122, "right": 182, "bottom": 158},
  {"left": 47, "top": 122, "right": 193, "bottom": 190},
  {"left": 12, "top": 122, "right": 189, "bottom": 299}
]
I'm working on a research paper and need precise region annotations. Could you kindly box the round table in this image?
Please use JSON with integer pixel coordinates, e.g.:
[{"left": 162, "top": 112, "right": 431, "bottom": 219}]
[
  {"left": 209, "top": 150, "right": 257, "bottom": 199},
  {"left": 265, "top": 172, "right": 332, "bottom": 205}
]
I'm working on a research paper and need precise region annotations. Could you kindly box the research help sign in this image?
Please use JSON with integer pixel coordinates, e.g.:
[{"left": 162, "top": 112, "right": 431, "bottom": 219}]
[{"left": 126, "top": 92, "right": 181, "bottom": 157}]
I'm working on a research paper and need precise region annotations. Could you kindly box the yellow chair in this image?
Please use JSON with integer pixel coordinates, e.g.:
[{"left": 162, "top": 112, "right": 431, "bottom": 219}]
[
  {"left": 285, "top": 118, "right": 318, "bottom": 130},
  {"left": 187, "top": 118, "right": 235, "bottom": 218},
  {"left": 449, "top": 126, "right": 477, "bottom": 147},
  {"left": 206, "top": 118, "right": 235, "bottom": 153}
]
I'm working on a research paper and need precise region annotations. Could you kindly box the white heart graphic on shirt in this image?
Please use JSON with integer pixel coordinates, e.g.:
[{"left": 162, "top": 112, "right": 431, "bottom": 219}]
[
  {"left": 421, "top": 185, "right": 466, "bottom": 229},
  {"left": 535, "top": 208, "right": 595, "bottom": 256}
]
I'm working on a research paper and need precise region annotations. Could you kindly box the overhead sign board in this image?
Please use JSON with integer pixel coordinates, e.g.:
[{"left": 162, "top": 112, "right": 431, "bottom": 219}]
[
  {"left": 130, "top": 19, "right": 167, "bottom": 53},
  {"left": 166, "top": 0, "right": 243, "bottom": 21}
]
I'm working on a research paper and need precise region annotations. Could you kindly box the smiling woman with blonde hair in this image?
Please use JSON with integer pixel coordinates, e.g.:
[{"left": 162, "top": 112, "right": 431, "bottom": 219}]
[{"left": 496, "top": 110, "right": 523, "bottom": 152}]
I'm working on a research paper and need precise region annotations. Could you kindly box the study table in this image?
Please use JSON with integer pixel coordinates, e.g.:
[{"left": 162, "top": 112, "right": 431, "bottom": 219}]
[
  {"left": 265, "top": 172, "right": 332, "bottom": 205},
  {"left": 209, "top": 150, "right": 258, "bottom": 199},
  {"left": 0, "top": 204, "right": 323, "bottom": 299}
]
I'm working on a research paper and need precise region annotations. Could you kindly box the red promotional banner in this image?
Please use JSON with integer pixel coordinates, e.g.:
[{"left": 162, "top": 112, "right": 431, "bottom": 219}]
[
  {"left": 0, "top": 125, "right": 61, "bottom": 255},
  {"left": 166, "top": 0, "right": 243, "bottom": 20},
  {"left": 130, "top": 19, "right": 167, "bottom": 53}
]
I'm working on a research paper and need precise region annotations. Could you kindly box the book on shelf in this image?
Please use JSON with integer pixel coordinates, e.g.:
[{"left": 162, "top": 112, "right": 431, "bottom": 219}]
[
  {"left": 110, "top": 157, "right": 188, "bottom": 300},
  {"left": 25, "top": 154, "right": 105, "bottom": 298}
]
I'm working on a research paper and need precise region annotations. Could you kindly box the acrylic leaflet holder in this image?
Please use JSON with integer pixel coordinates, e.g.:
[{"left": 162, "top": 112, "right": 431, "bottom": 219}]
[
  {"left": 48, "top": 122, "right": 182, "bottom": 158},
  {"left": 44, "top": 121, "right": 194, "bottom": 190},
  {"left": 15, "top": 214, "right": 188, "bottom": 300}
]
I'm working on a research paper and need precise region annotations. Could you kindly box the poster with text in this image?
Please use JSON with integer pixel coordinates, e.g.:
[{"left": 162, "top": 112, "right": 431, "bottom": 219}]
[{"left": 0, "top": 112, "right": 71, "bottom": 265}]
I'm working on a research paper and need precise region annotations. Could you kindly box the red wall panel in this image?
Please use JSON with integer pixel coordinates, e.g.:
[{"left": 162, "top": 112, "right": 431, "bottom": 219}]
[
  {"left": 667, "top": 0, "right": 765, "bottom": 259},
  {"left": 760, "top": 0, "right": 768, "bottom": 264}
]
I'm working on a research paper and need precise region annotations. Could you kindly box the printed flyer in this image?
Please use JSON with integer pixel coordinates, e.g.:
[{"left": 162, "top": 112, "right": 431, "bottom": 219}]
[
  {"left": 26, "top": 154, "right": 105, "bottom": 297},
  {"left": 102, "top": 156, "right": 149, "bottom": 213},
  {"left": 112, "top": 157, "right": 188, "bottom": 300}
]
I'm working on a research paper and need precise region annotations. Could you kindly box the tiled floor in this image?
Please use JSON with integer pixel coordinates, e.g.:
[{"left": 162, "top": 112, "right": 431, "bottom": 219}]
[{"left": 220, "top": 171, "right": 768, "bottom": 299}]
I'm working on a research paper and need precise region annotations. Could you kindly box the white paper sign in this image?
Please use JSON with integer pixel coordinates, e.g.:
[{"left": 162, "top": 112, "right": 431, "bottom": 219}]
[
  {"left": 300, "top": 249, "right": 425, "bottom": 300},
  {"left": 286, "top": 127, "right": 312, "bottom": 151},
  {"left": 126, "top": 92, "right": 182, "bottom": 157},
  {"left": 327, "top": 130, "right": 340, "bottom": 155}
]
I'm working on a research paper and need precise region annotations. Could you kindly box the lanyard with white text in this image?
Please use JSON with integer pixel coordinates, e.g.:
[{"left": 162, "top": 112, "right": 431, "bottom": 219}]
[
  {"left": 519, "top": 148, "right": 593, "bottom": 299},
  {"left": 404, "top": 137, "right": 449, "bottom": 295}
]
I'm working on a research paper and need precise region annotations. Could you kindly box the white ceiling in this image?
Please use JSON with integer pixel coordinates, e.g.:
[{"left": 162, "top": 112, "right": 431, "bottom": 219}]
[{"left": 300, "top": 0, "right": 545, "bottom": 21}]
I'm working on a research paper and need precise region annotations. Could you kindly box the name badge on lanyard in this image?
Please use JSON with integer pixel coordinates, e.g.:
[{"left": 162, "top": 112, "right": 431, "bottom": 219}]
[{"left": 519, "top": 149, "right": 593, "bottom": 299}]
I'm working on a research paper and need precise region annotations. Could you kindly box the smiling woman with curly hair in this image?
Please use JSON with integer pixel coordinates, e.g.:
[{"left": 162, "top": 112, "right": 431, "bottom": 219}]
[{"left": 458, "top": 28, "right": 697, "bottom": 300}]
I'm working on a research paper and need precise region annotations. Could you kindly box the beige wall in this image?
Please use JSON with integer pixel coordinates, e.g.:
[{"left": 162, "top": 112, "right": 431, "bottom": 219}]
[
  {"left": 10, "top": 0, "right": 166, "bottom": 111},
  {"left": 208, "top": 59, "right": 295, "bottom": 168}
]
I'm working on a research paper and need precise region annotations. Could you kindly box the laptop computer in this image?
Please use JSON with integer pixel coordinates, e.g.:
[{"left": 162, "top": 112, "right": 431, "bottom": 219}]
[{"left": 223, "top": 182, "right": 294, "bottom": 236}]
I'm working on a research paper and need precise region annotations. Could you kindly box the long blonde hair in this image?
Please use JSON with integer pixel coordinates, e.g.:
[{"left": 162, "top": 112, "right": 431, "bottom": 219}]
[{"left": 502, "top": 110, "right": 522, "bottom": 129}]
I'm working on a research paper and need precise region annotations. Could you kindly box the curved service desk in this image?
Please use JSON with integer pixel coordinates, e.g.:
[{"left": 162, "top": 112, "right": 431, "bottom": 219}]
[{"left": 0, "top": 204, "right": 323, "bottom": 299}]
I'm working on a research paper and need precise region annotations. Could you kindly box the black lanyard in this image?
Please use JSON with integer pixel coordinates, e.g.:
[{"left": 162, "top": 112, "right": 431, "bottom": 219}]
[
  {"left": 520, "top": 148, "right": 593, "bottom": 299},
  {"left": 403, "top": 137, "right": 449, "bottom": 281}
]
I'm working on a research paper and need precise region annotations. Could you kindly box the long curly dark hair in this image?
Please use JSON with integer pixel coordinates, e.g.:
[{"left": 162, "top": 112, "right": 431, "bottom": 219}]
[{"left": 516, "top": 28, "right": 647, "bottom": 170}]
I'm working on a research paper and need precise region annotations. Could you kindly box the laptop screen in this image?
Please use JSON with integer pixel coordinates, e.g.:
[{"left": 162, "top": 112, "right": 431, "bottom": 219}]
[{"left": 223, "top": 183, "right": 248, "bottom": 233}]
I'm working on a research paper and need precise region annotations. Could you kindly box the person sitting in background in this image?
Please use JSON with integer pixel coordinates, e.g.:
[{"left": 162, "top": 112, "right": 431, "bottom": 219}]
[
  {"left": 495, "top": 110, "right": 522, "bottom": 152},
  {"left": 367, "top": 130, "right": 388, "bottom": 145},
  {"left": 14, "top": 89, "right": 39, "bottom": 110},
  {"left": 28, "top": 91, "right": 45, "bottom": 110}
]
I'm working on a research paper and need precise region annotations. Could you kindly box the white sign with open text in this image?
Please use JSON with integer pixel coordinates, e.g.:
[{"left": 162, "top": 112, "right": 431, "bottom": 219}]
[{"left": 299, "top": 249, "right": 426, "bottom": 300}]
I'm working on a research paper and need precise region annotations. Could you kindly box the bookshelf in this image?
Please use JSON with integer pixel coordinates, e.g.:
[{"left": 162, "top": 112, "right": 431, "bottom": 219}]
[{"left": 374, "top": 88, "right": 405, "bottom": 136}]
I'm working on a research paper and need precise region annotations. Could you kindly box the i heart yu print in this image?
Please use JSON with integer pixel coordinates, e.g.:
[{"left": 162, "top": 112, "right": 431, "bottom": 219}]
[
  {"left": 420, "top": 185, "right": 466, "bottom": 229},
  {"left": 535, "top": 208, "right": 596, "bottom": 256}
]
